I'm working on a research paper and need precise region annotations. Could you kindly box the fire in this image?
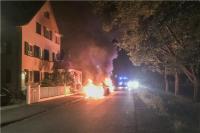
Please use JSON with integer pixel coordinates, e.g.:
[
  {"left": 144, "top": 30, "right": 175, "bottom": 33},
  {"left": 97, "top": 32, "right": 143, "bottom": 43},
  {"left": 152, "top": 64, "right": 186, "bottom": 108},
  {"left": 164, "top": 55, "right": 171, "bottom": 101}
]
[
  {"left": 104, "top": 78, "right": 114, "bottom": 92},
  {"left": 83, "top": 79, "right": 104, "bottom": 99},
  {"left": 83, "top": 78, "right": 115, "bottom": 99}
]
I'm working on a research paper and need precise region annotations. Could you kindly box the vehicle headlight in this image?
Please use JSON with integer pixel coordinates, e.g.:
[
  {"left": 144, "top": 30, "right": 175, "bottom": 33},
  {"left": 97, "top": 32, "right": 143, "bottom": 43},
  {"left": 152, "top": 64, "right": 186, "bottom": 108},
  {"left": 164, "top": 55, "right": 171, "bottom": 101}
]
[{"left": 127, "top": 80, "right": 139, "bottom": 90}]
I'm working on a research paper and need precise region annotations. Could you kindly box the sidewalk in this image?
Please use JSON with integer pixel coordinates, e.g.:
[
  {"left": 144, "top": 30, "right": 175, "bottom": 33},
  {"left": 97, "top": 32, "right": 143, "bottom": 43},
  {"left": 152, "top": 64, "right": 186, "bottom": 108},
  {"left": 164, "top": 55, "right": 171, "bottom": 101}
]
[{"left": 1, "top": 93, "right": 83, "bottom": 127}]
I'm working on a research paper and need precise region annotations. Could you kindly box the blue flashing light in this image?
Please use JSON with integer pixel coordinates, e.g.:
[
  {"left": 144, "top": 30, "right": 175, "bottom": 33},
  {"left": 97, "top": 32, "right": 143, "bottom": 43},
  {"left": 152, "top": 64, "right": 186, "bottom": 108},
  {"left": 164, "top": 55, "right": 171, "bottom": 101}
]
[
  {"left": 119, "top": 82, "right": 123, "bottom": 85},
  {"left": 119, "top": 76, "right": 128, "bottom": 81}
]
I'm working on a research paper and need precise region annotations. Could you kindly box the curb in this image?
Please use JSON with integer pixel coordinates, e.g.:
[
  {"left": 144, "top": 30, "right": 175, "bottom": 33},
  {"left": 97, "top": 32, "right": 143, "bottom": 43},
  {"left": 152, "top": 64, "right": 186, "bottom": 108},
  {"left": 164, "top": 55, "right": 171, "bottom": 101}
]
[
  {"left": 0, "top": 97, "right": 83, "bottom": 127},
  {"left": 1, "top": 93, "right": 80, "bottom": 111},
  {"left": 0, "top": 103, "right": 26, "bottom": 111}
]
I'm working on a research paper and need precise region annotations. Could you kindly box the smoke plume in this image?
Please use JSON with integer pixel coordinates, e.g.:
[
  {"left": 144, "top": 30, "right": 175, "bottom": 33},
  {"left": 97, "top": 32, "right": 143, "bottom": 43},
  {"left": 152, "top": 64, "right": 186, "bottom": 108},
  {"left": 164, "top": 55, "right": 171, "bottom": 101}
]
[{"left": 53, "top": 2, "right": 117, "bottom": 84}]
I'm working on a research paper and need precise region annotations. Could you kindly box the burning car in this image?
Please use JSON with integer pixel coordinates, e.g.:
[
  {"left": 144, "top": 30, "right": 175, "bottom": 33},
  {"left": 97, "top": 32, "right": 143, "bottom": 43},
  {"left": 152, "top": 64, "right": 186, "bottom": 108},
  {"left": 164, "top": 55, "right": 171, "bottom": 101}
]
[
  {"left": 83, "top": 79, "right": 104, "bottom": 99},
  {"left": 83, "top": 78, "right": 114, "bottom": 99}
]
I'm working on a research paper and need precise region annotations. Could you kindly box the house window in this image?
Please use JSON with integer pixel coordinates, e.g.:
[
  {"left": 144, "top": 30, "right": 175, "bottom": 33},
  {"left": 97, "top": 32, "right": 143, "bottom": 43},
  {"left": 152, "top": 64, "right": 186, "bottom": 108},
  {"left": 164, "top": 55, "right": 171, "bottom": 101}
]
[
  {"left": 55, "top": 36, "right": 60, "bottom": 44},
  {"left": 6, "top": 69, "right": 11, "bottom": 83},
  {"left": 52, "top": 52, "right": 55, "bottom": 61},
  {"left": 43, "top": 26, "right": 52, "bottom": 40},
  {"left": 44, "top": 11, "right": 50, "bottom": 19},
  {"left": 33, "top": 71, "right": 40, "bottom": 82},
  {"left": 36, "top": 22, "right": 41, "bottom": 34},
  {"left": 33, "top": 45, "right": 41, "bottom": 58},
  {"left": 24, "top": 42, "right": 33, "bottom": 56},
  {"left": 43, "top": 49, "right": 49, "bottom": 61}
]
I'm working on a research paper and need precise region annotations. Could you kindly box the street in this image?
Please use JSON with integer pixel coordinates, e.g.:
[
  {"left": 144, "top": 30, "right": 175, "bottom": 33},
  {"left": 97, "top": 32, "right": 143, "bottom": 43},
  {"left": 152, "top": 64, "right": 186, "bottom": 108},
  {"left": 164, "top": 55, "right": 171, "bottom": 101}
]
[{"left": 1, "top": 91, "right": 175, "bottom": 133}]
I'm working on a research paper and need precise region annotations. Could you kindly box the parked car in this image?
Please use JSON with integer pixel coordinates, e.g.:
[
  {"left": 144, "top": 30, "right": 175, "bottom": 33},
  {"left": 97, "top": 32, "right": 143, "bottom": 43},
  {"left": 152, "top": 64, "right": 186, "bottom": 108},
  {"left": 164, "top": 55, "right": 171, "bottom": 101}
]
[{"left": 0, "top": 87, "right": 11, "bottom": 106}]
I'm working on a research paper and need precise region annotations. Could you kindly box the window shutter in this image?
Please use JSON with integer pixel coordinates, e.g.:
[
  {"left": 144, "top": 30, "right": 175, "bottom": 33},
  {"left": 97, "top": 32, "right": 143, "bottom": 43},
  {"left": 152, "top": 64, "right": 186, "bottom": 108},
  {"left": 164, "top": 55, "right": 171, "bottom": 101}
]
[
  {"left": 24, "top": 42, "right": 29, "bottom": 55},
  {"left": 40, "top": 49, "right": 43, "bottom": 59}
]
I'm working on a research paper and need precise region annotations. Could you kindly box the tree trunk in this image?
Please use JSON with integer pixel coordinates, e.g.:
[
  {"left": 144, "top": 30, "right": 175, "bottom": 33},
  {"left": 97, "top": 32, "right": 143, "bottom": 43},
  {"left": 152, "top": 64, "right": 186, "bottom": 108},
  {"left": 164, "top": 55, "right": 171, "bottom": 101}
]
[
  {"left": 180, "top": 65, "right": 200, "bottom": 102},
  {"left": 164, "top": 67, "right": 169, "bottom": 93},
  {"left": 175, "top": 69, "right": 179, "bottom": 96}
]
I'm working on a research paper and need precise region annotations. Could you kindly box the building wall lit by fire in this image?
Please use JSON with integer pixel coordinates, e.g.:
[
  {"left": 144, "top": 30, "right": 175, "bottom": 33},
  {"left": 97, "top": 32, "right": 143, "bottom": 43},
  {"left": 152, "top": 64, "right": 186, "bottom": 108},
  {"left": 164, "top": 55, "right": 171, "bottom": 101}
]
[{"left": 1, "top": 1, "right": 75, "bottom": 94}]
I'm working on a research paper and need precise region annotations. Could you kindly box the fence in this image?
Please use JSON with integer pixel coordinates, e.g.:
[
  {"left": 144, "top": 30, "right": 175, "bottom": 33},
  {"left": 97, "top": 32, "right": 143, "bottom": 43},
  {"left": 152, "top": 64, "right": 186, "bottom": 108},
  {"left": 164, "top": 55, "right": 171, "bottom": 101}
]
[{"left": 27, "top": 85, "right": 71, "bottom": 104}]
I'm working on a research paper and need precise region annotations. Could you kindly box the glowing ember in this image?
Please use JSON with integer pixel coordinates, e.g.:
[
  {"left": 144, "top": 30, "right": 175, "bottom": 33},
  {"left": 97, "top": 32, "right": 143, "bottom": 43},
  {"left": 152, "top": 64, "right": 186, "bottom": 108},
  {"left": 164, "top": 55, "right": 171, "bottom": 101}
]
[
  {"left": 104, "top": 78, "right": 115, "bottom": 92},
  {"left": 83, "top": 79, "right": 104, "bottom": 99}
]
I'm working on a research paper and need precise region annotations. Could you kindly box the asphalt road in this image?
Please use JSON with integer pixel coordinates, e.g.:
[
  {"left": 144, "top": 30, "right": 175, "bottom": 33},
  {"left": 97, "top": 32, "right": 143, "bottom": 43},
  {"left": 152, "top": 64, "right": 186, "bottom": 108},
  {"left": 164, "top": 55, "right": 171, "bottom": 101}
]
[{"left": 1, "top": 91, "right": 173, "bottom": 133}]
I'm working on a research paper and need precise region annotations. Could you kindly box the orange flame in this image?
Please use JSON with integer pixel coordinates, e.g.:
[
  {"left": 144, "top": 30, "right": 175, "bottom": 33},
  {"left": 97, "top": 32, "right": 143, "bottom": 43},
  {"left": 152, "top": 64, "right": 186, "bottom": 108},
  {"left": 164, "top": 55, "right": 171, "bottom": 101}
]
[{"left": 83, "top": 79, "right": 104, "bottom": 99}]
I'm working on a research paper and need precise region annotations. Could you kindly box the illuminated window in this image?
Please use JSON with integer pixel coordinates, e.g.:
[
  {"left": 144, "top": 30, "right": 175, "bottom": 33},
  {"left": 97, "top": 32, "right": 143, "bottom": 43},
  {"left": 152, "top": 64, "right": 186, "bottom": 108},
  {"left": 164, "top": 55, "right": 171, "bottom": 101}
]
[{"left": 36, "top": 22, "right": 41, "bottom": 34}]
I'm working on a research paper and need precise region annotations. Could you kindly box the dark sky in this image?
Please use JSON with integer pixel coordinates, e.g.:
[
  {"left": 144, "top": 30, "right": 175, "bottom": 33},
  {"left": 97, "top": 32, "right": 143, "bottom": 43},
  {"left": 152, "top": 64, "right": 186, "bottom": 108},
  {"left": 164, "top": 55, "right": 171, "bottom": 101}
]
[{"left": 2, "top": 1, "right": 119, "bottom": 83}]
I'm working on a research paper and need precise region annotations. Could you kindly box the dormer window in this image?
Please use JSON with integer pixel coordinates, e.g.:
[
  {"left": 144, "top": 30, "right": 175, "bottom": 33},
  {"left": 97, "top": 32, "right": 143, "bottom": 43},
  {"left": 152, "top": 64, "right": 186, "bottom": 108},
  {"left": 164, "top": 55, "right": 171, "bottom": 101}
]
[{"left": 44, "top": 11, "right": 50, "bottom": 19}]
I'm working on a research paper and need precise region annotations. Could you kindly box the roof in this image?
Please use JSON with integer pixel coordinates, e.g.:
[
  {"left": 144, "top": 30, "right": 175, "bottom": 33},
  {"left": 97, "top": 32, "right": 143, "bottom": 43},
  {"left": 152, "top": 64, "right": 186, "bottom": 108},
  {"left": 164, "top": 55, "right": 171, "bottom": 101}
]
[{"left": 1, "top": 1, "right": 45, "bottom": 26}]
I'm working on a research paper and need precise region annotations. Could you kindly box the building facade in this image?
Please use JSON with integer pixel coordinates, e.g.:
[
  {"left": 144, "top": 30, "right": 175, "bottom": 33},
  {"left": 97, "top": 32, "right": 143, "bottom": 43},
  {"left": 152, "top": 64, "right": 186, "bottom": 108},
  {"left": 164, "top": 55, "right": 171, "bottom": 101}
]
[
  {"left": 1, "top": 1, "right": 62, "bottom": 93},
  {"left": 21, "top": 1, "right": 61, "bottom": 90}
]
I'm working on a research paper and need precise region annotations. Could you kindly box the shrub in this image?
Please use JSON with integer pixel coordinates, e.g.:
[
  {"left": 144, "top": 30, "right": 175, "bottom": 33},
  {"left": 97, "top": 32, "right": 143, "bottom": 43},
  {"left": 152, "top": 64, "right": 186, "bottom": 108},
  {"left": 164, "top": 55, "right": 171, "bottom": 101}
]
[{"left": 41, "top": 70, "right": 74, "bottom": 87}]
